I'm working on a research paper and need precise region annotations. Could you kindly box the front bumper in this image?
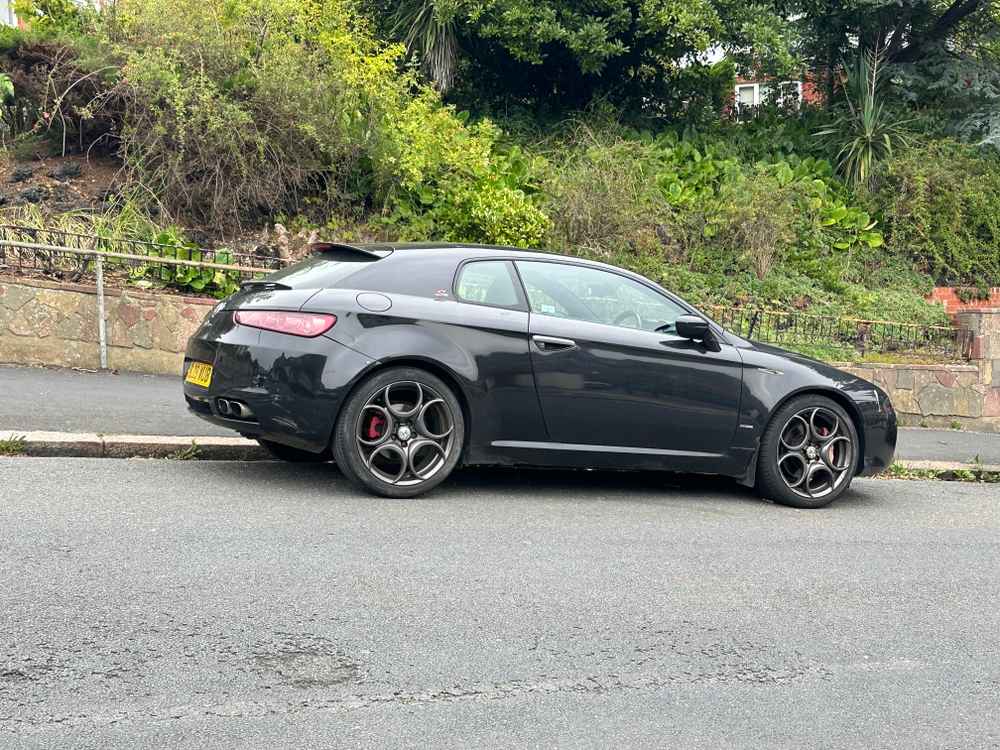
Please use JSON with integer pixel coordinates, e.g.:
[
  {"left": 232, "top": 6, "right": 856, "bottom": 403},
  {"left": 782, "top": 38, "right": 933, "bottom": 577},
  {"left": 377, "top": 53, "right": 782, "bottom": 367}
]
[
  {"left": 855, "top": 385, "right": 898, "bottom": 477},
  {"left": 182, "top": 309, "right": 374, "bottom": 453}
]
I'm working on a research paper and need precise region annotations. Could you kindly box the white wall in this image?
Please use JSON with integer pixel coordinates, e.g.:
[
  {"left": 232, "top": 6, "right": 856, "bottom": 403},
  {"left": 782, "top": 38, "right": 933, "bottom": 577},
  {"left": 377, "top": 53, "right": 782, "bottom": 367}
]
[{"left": 0, "top": 0, "right": 17, "bottom": 27}]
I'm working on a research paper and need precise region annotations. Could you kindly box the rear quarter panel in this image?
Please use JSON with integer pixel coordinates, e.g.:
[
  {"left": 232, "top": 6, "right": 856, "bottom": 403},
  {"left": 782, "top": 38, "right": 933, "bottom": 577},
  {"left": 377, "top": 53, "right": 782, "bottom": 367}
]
[{"left": 305, "top": 290, "right": 548, "bottom": 463}]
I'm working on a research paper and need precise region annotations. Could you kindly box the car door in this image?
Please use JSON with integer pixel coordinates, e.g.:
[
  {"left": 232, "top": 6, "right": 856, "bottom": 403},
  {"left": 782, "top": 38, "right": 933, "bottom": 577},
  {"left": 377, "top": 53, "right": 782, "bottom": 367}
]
[
  {"left": 449, "top": 258, "right": 549, "bottom": 450},
  {"left": 514, "top": 260, "right": 743, "bottom": 457}
]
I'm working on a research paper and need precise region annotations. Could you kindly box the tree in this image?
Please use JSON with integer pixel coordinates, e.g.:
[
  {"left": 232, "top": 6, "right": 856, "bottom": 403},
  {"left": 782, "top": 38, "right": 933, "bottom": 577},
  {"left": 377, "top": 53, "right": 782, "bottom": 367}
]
[
  {"left": 815, "top": 50, "right": 912, "bottom": 191},
  {"left": 786, "top": 0, "right": 997, "bottom": 81},
  {"left": 388, "top": 0, "right": 459, "bottom": 91},
  {"left": 783, "top": 0, "right": 999, "bottom": 141},
  {"left": 377, "top": 0, "right": 797, "bottom": 114}
]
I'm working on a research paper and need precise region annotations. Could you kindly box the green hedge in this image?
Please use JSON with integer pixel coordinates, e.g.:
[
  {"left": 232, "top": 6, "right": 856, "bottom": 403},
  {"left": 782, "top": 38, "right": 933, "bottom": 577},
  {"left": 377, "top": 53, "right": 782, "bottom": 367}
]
[{"left": 875, "top": 140, "right": 1000, "bottom": 287}]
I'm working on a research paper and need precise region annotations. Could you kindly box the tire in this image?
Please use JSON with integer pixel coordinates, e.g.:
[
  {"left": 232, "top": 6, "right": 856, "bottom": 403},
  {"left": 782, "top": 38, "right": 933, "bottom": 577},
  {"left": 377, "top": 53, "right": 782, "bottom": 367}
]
[
  {"left": 258, "top": 439, "right": 330, "bottom": 463},
  {"left": 332, "top": 367, "right": 465, "bottom": 498},
  {"left": 756, "top": 394, "right": 859, "bottom": 509}
]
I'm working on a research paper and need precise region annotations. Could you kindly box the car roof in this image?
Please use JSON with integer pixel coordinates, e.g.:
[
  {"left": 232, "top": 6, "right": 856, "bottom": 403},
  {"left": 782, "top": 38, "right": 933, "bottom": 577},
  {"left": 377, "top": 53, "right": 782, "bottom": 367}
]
[
  {"left": 314, "top": 241, "right": 627, "bottom": 271},
  {"left": 308, "top": 241, "right": 736, "bottom": 342}
]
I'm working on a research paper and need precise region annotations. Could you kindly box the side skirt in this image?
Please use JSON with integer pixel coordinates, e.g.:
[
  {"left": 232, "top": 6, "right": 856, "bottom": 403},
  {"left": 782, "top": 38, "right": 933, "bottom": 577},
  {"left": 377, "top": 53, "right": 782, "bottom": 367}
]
[{"left": 486, "top": 440, "right": 754, "bottom": 478}]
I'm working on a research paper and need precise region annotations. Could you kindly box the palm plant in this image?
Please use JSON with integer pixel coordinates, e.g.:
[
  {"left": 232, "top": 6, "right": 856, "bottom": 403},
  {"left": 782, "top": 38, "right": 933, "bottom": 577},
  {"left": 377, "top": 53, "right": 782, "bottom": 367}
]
[
  {"left": 391, "top": 1, "right": 460, "bottom": 93},
  {"left": 816, "top": 49, "right": 912, "bottom": 192}
]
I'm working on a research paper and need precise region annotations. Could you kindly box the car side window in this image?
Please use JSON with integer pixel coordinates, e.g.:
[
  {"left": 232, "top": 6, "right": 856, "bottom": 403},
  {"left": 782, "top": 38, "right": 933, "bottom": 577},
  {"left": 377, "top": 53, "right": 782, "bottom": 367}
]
[
  {"left": 515, "top": 261, "right": 686, "bottom": 332},
  {"left": 455, "top": 261, "right": 520, "bottom": 308}
]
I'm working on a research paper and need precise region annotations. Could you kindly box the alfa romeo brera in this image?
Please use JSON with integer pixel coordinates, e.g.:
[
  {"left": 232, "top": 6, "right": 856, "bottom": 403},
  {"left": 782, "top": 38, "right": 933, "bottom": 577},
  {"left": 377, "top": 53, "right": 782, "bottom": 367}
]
[{"left": 183, "top": 243, "right": 896, "bottom": 508}]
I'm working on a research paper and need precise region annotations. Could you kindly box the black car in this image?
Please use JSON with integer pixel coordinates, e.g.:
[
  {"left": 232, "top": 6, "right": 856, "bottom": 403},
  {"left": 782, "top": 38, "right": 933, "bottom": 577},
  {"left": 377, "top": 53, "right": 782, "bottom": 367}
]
[{"left": 183, "top": 243, "right": 896, "bottom": 508}]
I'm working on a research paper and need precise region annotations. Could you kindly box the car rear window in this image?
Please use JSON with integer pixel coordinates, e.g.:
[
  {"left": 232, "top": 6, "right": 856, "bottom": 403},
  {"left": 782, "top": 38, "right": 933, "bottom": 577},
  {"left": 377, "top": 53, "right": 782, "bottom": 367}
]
[
  {"left": 263, "top": 249, "right": 384, "bottom": 289},
  {"left": 263, "top": 247, "right": 461, "bottom": 298},
  {"left": 345, "top": 252, "right": 461, "bottom": 298}
]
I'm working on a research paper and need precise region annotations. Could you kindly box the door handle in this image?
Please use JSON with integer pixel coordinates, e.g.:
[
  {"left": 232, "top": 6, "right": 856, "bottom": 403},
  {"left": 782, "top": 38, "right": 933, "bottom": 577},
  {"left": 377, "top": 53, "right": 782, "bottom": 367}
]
[{"left": 532, "top": 335, "right": 577, "bottom": 353}]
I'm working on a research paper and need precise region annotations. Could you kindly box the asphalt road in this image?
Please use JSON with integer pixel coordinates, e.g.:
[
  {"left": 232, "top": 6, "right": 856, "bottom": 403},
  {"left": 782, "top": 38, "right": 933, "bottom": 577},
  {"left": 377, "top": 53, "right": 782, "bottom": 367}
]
[
  {"left": 1, "top": 458, "right": 998, "bottom": 749},
  {"left": 2, "top": 365, "right": 999, "bottom": 464},
  {"left": 897, "top": 427, "right": 1000, "bottom": 464}
]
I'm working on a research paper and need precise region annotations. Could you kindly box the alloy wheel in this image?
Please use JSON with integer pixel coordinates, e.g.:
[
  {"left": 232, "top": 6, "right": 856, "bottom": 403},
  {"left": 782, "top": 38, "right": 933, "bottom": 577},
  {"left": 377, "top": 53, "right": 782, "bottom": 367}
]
[
  {"left": 776, "top": 406, "right": 854, "bottom": 500},
  {"left": 354, "top": 380, "right": 456, "bottom": 486}
]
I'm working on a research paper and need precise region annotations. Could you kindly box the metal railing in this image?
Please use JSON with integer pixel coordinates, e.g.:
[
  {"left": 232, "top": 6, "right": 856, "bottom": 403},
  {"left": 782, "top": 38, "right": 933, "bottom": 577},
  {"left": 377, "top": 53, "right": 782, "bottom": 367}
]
[
  {"left": 0, "top": 226, "right": 289, "bottom": 370},
  {"left": 706, "top": 305, "right": 973, "bottom": 361},
  {"left": 0, "top": 225, "right": 286, "bottom": 283}
]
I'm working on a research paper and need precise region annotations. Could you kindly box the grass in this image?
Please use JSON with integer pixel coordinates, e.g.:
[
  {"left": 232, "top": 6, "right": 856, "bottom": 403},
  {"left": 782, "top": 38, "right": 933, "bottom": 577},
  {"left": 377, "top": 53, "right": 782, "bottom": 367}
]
[
  {"left": 760, "top": 341, "right": 967, "bottom": 366},
  {"left": 883, "top": 462, "right": 1000, "bottom": 483},
  {"left": 166, "top": 441, "right": 201, "bottom": 460},
  {"left": 0, "top": 434, "right": 26, "bottom": 455}
]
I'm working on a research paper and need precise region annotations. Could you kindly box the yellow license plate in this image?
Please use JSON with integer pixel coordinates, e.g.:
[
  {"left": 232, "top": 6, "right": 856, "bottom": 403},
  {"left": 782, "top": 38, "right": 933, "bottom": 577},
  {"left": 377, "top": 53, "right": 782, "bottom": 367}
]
[{"left": 185, "top": 361, "right": 214, "bottom": 388}]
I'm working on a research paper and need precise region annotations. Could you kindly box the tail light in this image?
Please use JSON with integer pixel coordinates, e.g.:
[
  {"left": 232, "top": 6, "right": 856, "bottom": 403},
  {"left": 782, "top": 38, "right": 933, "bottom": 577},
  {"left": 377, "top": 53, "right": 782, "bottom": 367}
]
[{"left": 234, "top": 310, "right": 337, "bottom": 337}]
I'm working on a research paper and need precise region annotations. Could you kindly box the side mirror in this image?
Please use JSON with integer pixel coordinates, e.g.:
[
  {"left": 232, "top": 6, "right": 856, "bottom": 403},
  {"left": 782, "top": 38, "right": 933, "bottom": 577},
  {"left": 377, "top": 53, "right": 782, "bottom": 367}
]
[{"left": 675, "top": 314, "right": 711, "bottom": 341}]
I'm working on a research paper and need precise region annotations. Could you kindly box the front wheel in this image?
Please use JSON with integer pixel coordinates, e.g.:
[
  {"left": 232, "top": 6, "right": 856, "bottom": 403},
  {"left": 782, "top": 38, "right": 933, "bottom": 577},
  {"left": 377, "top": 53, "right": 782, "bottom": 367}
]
[
  {"left": 756, "top": 395, "right": 859, "bottom": 509},
  {"left": 333, "top": 367, "right": 464, "bottom": 498}
]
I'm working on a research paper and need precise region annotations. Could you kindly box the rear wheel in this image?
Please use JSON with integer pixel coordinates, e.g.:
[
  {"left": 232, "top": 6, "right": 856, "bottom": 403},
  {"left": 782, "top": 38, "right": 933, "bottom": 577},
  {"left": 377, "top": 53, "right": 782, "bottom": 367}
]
[
  {"left": 756, "top": 394, "right": 859, "bottom": 509},
  {"left": 333, "top": 367, "right": 464, "bottom": 498},
  {"left": 258, "top": 439, "right": 330, "bottom": 463}
]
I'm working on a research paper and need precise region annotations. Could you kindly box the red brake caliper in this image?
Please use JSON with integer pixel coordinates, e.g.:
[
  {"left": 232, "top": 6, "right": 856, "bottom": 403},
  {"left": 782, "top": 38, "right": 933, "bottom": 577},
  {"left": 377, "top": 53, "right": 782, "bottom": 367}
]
[{"left": 368, "top": 415, "right": 385, "bottom": 440}]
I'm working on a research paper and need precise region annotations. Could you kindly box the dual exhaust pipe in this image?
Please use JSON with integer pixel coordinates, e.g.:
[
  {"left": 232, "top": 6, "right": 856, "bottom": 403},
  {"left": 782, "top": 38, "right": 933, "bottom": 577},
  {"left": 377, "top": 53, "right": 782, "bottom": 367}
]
[{"left": 216, "top": 398, "right": 255, "bottom": 420}]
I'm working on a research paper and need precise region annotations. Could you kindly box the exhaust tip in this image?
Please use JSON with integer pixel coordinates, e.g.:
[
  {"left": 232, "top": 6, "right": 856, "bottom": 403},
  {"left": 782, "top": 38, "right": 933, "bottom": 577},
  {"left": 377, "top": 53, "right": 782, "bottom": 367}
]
[
  {"left": 216, "top": 398, "right": 255, "bottom": 420},
  {"left": 235, "top": 402, "right": 256, "bottom": 419}
]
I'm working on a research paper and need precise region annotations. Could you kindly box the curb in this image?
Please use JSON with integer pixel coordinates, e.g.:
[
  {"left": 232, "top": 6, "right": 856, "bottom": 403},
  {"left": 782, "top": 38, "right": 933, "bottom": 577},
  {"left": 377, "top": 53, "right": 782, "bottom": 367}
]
[
  {"left": 0, "top": 430, "right": 269, "bottom": 461},
  {"left": 894, "top": 459, "right": 1000, "bottom": 473},
  {"left": 3, "top": 430, "right": 999, "bottom": 472}
]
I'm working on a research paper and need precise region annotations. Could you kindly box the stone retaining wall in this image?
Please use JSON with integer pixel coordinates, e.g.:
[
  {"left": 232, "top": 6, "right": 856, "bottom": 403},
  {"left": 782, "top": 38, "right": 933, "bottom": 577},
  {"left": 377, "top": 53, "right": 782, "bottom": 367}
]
[
  {"left": 841, "top": 309, "right": 1000, "bottom": 432},
  {"left": 840, "top": 362, "right": 999, "bottom": 432},
  {"left": 0, "top": 276, "right": 214, "bottom": 375}
]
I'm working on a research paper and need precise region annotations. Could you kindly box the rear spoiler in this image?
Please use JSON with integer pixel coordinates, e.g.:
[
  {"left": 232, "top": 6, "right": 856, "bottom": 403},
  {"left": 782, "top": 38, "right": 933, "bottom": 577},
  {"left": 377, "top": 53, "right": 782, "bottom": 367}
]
[
  {"left": 240, "top": 279, "right": 292, "bottom": 290},
  {"left": 308, "top": 242, "right": 392, "bottom": 259}
]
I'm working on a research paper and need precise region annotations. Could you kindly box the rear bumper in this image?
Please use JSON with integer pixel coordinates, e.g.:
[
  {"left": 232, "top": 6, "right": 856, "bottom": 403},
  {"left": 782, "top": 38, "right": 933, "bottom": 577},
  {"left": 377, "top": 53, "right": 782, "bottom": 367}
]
[{"left": 182, "top": 311, "right": 374, "bottom": 453}]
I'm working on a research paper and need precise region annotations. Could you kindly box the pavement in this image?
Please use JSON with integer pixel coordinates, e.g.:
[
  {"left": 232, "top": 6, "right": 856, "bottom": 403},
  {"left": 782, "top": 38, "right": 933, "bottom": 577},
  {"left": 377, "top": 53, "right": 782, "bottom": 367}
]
[
  {"left": 1, "top": 364, "right": 998, "bottom": 467},
  {"left": 0, "top": 364, "right": 230, "bottom": 437},
  {"left": 2, "top": 458, "right": 998, "bottom": 748}
]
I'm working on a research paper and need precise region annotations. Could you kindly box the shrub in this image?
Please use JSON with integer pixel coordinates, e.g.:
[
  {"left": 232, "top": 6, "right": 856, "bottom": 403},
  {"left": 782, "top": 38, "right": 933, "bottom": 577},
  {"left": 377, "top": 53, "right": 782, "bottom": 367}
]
[
  {"left": 543, "top": 128, "right": 678, "bottom": 257},
  {"left": 875, "top": 139, "right": 1000, "bottom": 285},
  {"left": 91, "top": 0, "right": 549, "bottom": 243},
  {"left": 0, "top": 30, "right": 122, "bottom": 156},
  {"left": 712, "top": 168, "right": 798, "bottom": 281},
  {"left": 814, "top": 50, "right": 913, "bottom": 193},
  {"left": 12, "top": 0, "right": 90, "bottom": 34},
  {"left": 108, "top": 0, "right": 393, "bottom": 228},
  {"left": 379, "top": 94, "right": 551, "bottom": 246}
]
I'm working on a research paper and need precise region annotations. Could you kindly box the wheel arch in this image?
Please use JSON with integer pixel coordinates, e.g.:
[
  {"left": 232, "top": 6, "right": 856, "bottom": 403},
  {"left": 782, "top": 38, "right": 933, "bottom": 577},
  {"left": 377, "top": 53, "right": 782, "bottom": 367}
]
[
  {"left": 330, "top": 356, "right": 473, "bottom": 461},
  {"left": 739, "top": 385, "right": 867, "bottom": 489},
  {"left": 768, "top": 386, "right": 867, "bottom": 474}
]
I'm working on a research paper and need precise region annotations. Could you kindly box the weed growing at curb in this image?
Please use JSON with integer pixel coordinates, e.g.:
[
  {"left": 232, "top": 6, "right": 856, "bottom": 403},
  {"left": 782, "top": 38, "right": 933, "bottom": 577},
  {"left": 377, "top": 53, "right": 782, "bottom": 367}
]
[
  {"left": 166, "top": 441, "right": 202, "bottom": 461},
  {"left": 0, "top": 435, "right": 27, "bottom": 455},
  {"left": 884, "top": 462, "right": 1000, "bottom": 483}
]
